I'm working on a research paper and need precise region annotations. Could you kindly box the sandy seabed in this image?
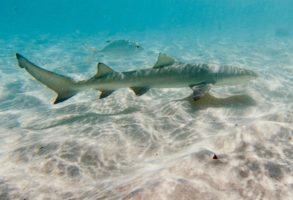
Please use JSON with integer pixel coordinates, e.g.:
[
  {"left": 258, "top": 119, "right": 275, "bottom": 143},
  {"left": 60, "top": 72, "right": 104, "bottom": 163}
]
[{"left": 0, "top": 29, "right": 292, "bottom": 199}]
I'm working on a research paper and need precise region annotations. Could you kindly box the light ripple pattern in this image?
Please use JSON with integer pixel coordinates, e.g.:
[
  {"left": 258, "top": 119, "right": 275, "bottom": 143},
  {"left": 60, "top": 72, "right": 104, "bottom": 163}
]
[{"left": 0, "top": 30, "right": 293, "bottom": 200}]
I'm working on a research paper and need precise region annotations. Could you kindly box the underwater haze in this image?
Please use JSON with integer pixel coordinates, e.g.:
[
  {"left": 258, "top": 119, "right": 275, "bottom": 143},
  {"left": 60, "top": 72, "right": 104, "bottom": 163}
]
[{"left": 0, "top": 0, "right": 293, "bottom": 199}]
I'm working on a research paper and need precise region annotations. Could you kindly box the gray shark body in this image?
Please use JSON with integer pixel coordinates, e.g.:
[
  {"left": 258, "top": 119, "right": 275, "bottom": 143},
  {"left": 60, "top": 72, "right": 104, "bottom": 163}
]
[{"left": 16, "top": 53, "right": 257, "bottom": 104}]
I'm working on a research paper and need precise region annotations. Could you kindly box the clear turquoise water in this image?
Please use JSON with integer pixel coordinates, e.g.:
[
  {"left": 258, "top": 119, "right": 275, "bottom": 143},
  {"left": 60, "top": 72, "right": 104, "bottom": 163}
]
[{"left": 0, "top": 1, "right": 293, "bottom": 199}]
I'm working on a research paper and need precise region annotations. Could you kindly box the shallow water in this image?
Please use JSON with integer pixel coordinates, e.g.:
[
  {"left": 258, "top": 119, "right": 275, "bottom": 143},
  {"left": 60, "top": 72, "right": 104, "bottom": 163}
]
[{"left": 0, "top": 29, "right": 293, "bottom": 199}]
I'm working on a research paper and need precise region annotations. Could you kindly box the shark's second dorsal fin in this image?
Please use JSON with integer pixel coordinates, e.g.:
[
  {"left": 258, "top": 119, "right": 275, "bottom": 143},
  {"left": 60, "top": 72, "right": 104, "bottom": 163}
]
[
  {"left": 153, "top": 53, "right": 175, "bottom": 68},
  {"left": 95, "top": 63, "right": 115, "bottom": 77}
]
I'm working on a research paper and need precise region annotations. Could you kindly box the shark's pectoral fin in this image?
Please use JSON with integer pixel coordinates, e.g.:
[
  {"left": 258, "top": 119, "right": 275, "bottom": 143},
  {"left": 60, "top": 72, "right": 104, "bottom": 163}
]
[
  {"left": 153, "top": 53, "right": 175, "bottom": 68},
  {"left": 131, "top": 86, "right": 149, "bottom": 96},
  {"left": 99, "top": 90, "right": 115, "bottom": 99},
  {"left": 190, "top": 83, "right": 211, "bottom": 101}
]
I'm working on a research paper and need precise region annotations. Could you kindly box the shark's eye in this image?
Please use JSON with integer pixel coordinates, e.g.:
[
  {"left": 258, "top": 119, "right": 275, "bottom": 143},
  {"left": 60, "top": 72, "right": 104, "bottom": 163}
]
[{"left": 136, "top": 45, "right": 140, "bottom": 48}]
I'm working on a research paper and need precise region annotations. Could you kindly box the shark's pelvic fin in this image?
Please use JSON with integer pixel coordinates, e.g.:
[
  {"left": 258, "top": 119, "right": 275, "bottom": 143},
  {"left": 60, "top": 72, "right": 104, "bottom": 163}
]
[
  {"left": 99, "top": 90, "right": 114, "bottom": 99},
  {"left": 153, "top": 53, "right": 175, "bottom": 68},
  {"left": 16, "top": 53, "right": 78, "bottom": 104},
  {"left": 131, "top": 86, "right": 150, "bottom": 96},
  {"left": 54, "top": 92, "right": 77, "bottom": 104},
  {"left": 95, "top": 63, "right": 116, "bottom": 77},
  {"left": 190, "top": 83, "right": 211, "bottom": 101}
]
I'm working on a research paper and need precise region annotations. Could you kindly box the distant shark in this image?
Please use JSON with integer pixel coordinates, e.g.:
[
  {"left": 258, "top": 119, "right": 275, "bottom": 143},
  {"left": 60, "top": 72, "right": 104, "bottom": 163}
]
[{"left": 15, "top": 53, "right": 257, "bottom": 104}]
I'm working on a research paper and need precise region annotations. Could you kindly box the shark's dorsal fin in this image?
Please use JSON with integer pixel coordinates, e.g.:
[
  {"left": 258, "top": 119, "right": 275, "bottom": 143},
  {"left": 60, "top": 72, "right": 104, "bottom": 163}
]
[
  {"left": 153, "top": 53, "right": 175, "bottom": 68},
  {"left": 96, "top": 63, "right": 115, "bottom": 77}
]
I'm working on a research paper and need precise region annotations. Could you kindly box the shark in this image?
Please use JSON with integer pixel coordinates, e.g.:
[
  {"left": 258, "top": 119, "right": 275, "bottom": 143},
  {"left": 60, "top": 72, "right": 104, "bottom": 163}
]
[{"left": 15, "top": 53, "right": 257, "bottom": 104}]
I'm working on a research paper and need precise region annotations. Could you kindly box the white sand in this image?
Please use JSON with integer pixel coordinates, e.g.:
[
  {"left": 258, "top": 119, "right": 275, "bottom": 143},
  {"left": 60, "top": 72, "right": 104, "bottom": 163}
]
[{"left": 0, "top": 29, "right": 292, "bottom": 199}]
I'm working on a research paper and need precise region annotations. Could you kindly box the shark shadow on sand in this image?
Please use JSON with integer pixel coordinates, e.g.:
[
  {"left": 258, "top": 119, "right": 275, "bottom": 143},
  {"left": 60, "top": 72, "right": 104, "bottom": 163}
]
[{"left": 178, "top": 92, "right": 256, "bottom": 110}]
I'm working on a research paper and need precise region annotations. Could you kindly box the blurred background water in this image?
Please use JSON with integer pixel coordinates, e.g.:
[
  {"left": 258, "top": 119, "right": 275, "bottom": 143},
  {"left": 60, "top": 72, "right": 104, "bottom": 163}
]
[
  {"left": 1, "top": 0, "right": 293, "bottom": 36},
  {"left": 0, "top": 0, "right": 293, "bottom": 199}
]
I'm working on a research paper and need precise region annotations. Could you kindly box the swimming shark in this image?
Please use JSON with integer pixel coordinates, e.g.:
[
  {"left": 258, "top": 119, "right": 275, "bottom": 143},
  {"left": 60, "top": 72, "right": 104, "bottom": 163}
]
[{"left": 15, "top": 53, "right": 257, "bottom": 104}]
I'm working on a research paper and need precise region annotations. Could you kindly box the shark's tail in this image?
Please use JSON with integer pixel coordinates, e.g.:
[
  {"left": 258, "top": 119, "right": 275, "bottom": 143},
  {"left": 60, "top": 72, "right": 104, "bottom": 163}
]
[{"left": 16, "top": 53, "right": 78, "bottom": 104}]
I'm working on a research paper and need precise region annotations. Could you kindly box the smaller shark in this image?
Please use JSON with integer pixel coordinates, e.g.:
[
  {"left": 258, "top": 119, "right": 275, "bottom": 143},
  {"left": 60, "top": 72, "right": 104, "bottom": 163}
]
[{"left": 15, "top": 53, "right": 257, "bottom": 104}]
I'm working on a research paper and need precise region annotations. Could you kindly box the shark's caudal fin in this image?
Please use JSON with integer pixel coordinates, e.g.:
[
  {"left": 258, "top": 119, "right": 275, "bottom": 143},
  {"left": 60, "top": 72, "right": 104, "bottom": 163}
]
[{"left": 16, "top": 53, "right": 78, "bottom": 104}]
